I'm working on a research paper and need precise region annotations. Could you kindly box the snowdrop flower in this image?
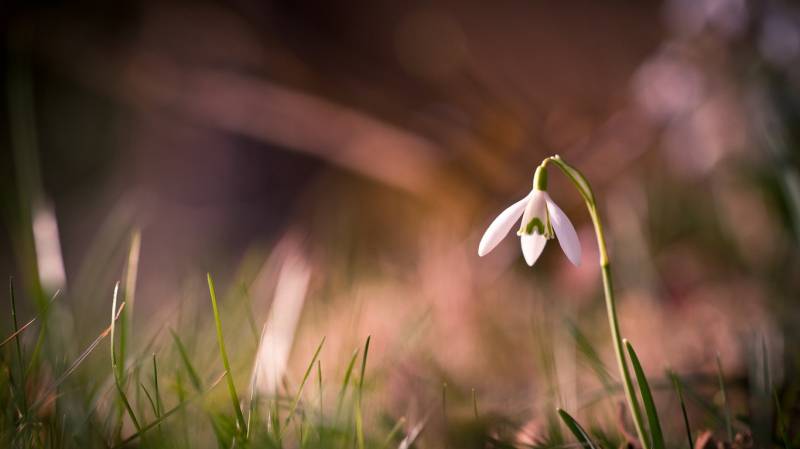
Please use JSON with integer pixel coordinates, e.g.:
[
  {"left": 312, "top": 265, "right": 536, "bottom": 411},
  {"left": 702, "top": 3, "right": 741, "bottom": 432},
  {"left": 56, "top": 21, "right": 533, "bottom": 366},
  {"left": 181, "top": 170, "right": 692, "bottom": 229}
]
[{"left": 478, "top": 165, "right": 581, "bottom": 266}]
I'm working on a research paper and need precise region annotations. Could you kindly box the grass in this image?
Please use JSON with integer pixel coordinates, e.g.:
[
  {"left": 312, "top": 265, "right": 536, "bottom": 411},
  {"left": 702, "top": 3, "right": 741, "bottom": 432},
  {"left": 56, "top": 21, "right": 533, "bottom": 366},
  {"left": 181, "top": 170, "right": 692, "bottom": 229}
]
[
  {"left": 715, "top": 353, "right": 733, "bottom": 441},
  {"left": 668, "top": 370, "right": 693, "bottom": 449},
  {"left": 3, "top": 269, "right": 797, "bottom": 449},
  {"left": 625, "top": 339, "right": 664, "bottom": 449},
  {"left": 207, "top": 273, "right": 247, "bottom": 436},
  {"left": 557, "top": 408, "right": 597, "bottom": 449}
]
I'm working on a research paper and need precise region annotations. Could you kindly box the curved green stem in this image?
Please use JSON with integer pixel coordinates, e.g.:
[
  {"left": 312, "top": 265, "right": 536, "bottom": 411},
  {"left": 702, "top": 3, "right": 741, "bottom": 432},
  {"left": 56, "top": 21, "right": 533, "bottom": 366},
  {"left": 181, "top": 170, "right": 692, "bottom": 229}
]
[{"left": 544, "top": 156, "right": 650, "bottom": 449}]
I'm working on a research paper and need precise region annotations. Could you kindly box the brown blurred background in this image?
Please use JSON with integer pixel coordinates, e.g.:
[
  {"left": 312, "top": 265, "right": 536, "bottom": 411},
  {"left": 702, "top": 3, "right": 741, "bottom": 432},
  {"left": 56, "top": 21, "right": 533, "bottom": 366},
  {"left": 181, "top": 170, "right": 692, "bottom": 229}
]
[{"left": 2, "top": 0, "right": 800, "bottom": 438}]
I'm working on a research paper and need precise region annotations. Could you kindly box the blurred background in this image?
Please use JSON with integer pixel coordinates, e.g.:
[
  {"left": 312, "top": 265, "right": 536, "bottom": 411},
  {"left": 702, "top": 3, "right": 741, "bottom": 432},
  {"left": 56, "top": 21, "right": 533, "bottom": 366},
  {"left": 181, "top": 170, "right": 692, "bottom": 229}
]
[{"left": 2, "top": 0, "right": 800, "bottom": 442}]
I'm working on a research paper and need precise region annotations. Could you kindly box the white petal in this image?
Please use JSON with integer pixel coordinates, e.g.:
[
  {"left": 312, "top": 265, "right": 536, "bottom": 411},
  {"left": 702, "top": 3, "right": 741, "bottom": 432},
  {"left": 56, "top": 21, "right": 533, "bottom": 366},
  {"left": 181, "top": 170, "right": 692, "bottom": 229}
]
[
  {"left": 521, "top": 233, "right": 547, "bottom": 266},
  {"left": 544, "top": 193, "right": 581, "bottom": 266},
  {"left": 478, "top": 192, "right": 531, "bottom": 256},
  {"left": 519, "top": 190, "right": 547, "bottom": 235}
]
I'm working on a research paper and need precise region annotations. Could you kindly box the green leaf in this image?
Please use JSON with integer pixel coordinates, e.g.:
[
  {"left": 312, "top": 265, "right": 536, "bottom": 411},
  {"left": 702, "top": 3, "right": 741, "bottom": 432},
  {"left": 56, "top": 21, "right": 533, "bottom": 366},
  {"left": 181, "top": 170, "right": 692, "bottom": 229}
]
[
  {"left": 355, "top": 336, "right": 371, "bottom": 449},
  {"left": 336, "top": 348, "right": 360, "bottom": 420},
  {"left": 774, "top": 389, "right": 793, "bottom": 449},
  {"left": 109, "top": 282, "right": 142, "bottom": 435},
  {"left": 170, "top": 329, "right": 203, "bottom": 392},
  {"left": 208, "top": 273, "right": 247, "bottom": 437},
  {"left": 8, "top": 277, "right": 28, "bottom": 416},
  {"left": 715, "top": 353, "right": 733, "bottom": 441},
  {"left": 625, "top": 340, "right": 665, "bottom": 449},
  {"left": 152, "top": 353, "right": 164, "bottom": 417},
  {"left": 380, "top": 417, "right": 407, "bottom": 449},
  {"left": 284, "top": 336, "right": 326, "bottom": 430},
  {"left": 358, "top": 336, "right": 371, "bottom": 397},
  {"left": 118, "top": 229, "right": 141, "bottom": 383},
  {"left": 668, "top": 370, "right": 693, "bottom": 449},
  {"left": 141, "top": 383, "right": 159, "bottom": 418},
  {"left": 557, "top": 408, "right": 598, "bottom": 449},
  {"left": 567, "top": 321, "right": 614, "bottom": 392},
  {"left": 472, "top": 388, "right": 479, "bottom": 420}
]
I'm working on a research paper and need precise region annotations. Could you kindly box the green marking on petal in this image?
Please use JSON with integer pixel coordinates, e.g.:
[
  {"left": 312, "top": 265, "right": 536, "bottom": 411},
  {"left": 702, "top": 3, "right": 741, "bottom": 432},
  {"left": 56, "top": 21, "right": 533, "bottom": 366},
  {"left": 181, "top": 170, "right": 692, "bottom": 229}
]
[{"left": 519, "top": 217, "right": 545, "bottom": 236}]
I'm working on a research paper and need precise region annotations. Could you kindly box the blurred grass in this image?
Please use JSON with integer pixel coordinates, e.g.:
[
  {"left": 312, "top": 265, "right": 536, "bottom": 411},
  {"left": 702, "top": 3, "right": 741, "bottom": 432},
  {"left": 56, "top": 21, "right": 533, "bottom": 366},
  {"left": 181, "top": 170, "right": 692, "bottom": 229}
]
[{"left": 0, "top": 255, "right": 798, "bottom": 447}]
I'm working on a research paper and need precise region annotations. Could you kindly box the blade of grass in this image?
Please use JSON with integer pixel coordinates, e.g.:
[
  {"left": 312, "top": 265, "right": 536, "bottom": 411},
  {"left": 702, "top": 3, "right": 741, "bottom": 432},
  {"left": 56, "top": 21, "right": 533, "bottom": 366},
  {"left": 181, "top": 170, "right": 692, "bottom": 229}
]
[
  {"left": 317, "top": 360, "right": 323, "bottom": 427},
  {"left": 110, "top": 282, "right": 143, "bottom": 434},
  {"left": 9, "top": 278, "right": 26, "bottom": 381},
  {"left": 0, "top": 278, "right": 56, "bottom": 378},
  {"left": 774, "top": 390, "right": 793, "bottom": 449},
  {"left": 358, "top": 336, "right": 371, "bottom": 398},
  {"left": 355, "top": 336, "right": 371, "bottom": 449},
  {"left": 134, "top": 364, "right": 145, "bottom": 423},
  {"left": 442, "top": 382, "right": 449, "bottom": 449},
  {"left": 173, "top": 371, "right": 190, "bottom": 446},
  {"left": 110, "top": 282, "right": 120, "bottom": 367},
  {"left": 472, "top": 388, "right": 479, "bottom": 420},
  {"left": 442, "top": 382, "right": 447, "bottom": 421},
  {"left": 557, "top": 408, "right": 598, "bottom": 449},
  {"left": 1, "top": 314, "right": 38, "bottom": 348},
  {"left": 24, "top": 319, "right": 47, "bottom": 378},
  {"left": 335, "top": 348, "right": 360, "bottom": 420},
  {"left": 578, "top": 375, "right": 721, "bottom": 422},
  {"left": 40, "top": 302, "right": 126, "bottom": 399},
  {"left": 8, "top": 57, "right": 50, "bottom": 313},
  {"left": 283, "top": 336, "right": 326, "bottom": 430},
  {"left": 117, "top": 229, "right": 141, "bottom": 383},
  {"left": 7, "top": 277, "right": 30, "bottom": 436},
  {"left": 239, "top": 283, "right": 260, "bottom": 345},
  {"left": 141, "top": 383, "right": 159, "bottom": 418},
  {"left": 175, "top": 370, "right": 187, "bottom": 403},
  {"left": 207, "top": 273, "right": 247, "bottom": 436},
  {"left": 170, "top": 329, "right": 203, "bottom": 392},
  {"left": 24, "top": 290, "right": 60, "bottom": 377},
  {"left": 113, "top": 371, "right": 227, "bottom": 448},
  {"left": 246, "top": 394, "right": 256, "bottom": 441},
  {"left": 567, "top": 321, "right": 614, "bottom": 391},
  {"left": 715, "top": 353, "right": 733, "bottom": 441},
  {"left": 380, "top": 417, "right": 406, "bottom": 449},
  {"left": 355, "top": 408, "right": 365, "bottom": 449},
  {"left": 398, "top": 410, "right": 431, "bottom": 449},
  {"left": 298, "top": 409, "right": 308, "bottom": 447},
  {"left": 762, "top": 338, "right": 770, "bottom": 393},
  {"left": 270, "top": 396, "right": 282, "bottom": 443},
  {"left": 209, "top": 413, "right": 235, "bottom": 448},
  {"left": 152, "top": 353, "right": 163, "bottom": 417},
  {"left": 751, "top": 336, "right": 773, "bottom": 448},
  {"left": 246, "top": 348, "right": 259, "bottom": 441},
  {"left": 668, "top": 370, "right": 692, "bottom": 449},
  {"left": 625, "top": 340, "right": 664, "bottom": 449}
]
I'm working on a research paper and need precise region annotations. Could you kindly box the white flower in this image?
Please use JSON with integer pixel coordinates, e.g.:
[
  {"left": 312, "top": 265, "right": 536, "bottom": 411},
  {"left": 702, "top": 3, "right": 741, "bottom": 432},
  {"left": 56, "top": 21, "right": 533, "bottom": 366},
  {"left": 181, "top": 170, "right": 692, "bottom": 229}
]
[{"left": 478, "top": 188, "right": 581, "bottom": 266}]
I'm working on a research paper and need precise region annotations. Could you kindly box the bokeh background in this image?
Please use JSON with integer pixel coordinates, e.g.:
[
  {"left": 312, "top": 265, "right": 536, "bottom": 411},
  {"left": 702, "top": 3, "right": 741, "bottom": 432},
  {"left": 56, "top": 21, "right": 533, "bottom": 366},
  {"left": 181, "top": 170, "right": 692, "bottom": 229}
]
[{"left": 2, "top": 0, "right": 800, "bottom": 442}]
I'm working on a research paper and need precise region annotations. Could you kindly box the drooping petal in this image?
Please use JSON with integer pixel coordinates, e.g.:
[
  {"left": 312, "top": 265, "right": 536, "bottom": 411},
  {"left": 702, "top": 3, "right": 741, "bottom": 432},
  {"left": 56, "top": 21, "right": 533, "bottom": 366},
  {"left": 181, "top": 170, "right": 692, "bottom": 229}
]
[
  {"left": 544, "top": 193, "right": 581, "bottom": 266},
  {"left": 519, "top": 190, "right": 547, "bottom": 235},
  {"left": 520, "top": 233, "right": 547, "bottom": 266},
  {"left": 478, "top": 192, "right": 531, "bottom": 256}
]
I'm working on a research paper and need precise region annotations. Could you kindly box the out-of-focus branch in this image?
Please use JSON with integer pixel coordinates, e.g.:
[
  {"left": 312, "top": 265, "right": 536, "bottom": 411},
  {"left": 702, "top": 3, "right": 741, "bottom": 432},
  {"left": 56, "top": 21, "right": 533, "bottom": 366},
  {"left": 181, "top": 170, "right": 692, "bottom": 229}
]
[{"left": 38, "top": 31, "right": 443, "bottom": 195}]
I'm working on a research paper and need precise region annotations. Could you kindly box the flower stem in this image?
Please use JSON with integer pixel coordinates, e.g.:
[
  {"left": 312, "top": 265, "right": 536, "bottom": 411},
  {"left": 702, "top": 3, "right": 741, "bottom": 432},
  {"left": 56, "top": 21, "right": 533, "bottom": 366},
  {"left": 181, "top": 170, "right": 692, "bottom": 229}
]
[{"left": 545, "top": 157, "right": 650, "bottom": 449}]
